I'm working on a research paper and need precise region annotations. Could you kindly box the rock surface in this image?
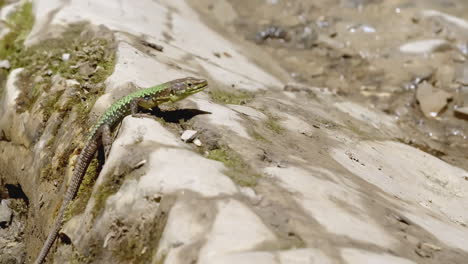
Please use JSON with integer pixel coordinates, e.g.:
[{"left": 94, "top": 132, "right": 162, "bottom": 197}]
[
  {"left": 416, "top": 82, "right": 452, "bottom": 117},
  {"left": 0, "top": 200, "right": 12, "bottom": 226},
  {"left": 1, "top": 0, "right": 468, "bottom": 264},
  {"left": 399, "top": 39, "right": 451, "bottom": 54}
]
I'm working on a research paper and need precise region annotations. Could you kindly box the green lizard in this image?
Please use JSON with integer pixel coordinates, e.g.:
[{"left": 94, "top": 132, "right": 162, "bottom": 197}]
[{"left": 34, "top": 77, "right": 208, "bottom": 264}]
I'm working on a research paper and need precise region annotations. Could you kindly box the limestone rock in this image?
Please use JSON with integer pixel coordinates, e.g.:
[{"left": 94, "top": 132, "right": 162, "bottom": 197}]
[{"left": 416, "top": 82, "right": 452, "bottom": 117}]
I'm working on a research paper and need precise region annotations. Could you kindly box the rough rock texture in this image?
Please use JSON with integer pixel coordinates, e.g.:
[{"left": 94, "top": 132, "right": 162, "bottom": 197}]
[{"left": 1, "top": 0, "right": 468, "bottom": 264}]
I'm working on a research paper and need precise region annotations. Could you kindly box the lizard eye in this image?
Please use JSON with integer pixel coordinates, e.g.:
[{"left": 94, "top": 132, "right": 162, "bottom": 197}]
[
  {"left": 187, "top": 82, "right": 193, "bottom": 87},
  {"left": 144, "top": 95, "right": 151, "bottom": 100}
]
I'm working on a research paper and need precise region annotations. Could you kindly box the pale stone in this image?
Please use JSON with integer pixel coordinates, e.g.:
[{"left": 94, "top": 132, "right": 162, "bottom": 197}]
[
  {"left": 0, "top": 60, "right": 10, "bottom": 69},
  {"left": 0, "top": 200, "right": 12, "bottom": 226},
  {"left": 341, "top": 248, "right": 417, "bottom": 264},
  {"left": 195, "top": 97, "right": 250, "bottom": 139},
  {"left": 416, "top": 82, "right": 452, "bottom": 117},
  {"left": 455, "top": 106, "right": 468, "bottom": 118},
  {"left": 422, "top": 10, "right": 468, "bottom": 30},
  {"left": 61, "top": 53, "right": 70, "bottom": 61},
  {"left": 334, "top": 101, "right": 400, "bottom": 134},
  {"left": 399, "top": 39, "right": 450, "bottom": 54},
  {"left": 279, "top": 114, "right": 313, "bottom": 136},
  {"left": 27, "top": 0, "right": 283, "bottom": 90},
  {"left": 193, "top": 138, "right": 202, "bottom": 146},
  {"left": 156, "top": 196, "right": 215, "bottom": 263},
  {"left": 331, "top": 140, "right": 468, "bottom": 250},
  {"left": 180, "top": 130, "right": 197, "bottom": 142},
  {"left": 265, "top": 166, "right": 398, "bottom": 248},
  {"left": 278, "top": 248, "right": 333, "bottom": 264},
  {"left": 198, "top": 199, "right": 278, "bottom": 262}
]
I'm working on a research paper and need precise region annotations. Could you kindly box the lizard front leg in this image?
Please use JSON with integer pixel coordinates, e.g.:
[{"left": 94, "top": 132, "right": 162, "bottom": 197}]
[{"left": 130, "top": 98, "right": 156, "bottom": 119}]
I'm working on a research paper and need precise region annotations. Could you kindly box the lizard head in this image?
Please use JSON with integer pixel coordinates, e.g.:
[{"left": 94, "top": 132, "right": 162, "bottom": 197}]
[
  {"left": 138, "top": 77, "right": 207, "bottom": 109},
  {"left": 167, "top": 77, "right": 208, "bottom": 102}
]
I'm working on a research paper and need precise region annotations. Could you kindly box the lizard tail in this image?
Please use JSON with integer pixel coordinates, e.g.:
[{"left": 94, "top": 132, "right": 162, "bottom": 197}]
[
  {"left": 34, "top": 204, "right": 66, "bottom": 264},
  {"left": 35, "top": 138, "right": 99, "bottom": 264}
]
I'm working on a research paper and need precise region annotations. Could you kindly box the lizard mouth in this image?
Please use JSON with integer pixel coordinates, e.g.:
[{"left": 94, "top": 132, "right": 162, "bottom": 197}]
[
  {"left": 189, "top": 86, "right": 206, "bottom": 94},
  {"left": 189, "top": 79, "right": 208, "bottom": 93}
]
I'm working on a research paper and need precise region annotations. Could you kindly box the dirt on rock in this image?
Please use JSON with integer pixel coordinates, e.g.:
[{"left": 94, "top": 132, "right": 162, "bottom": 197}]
[
  {"left": 190, "top": 0, "right": 468, "bottom": 171},
  {"left": 2, "top": 0, "right": 468, "bottom": 263},
  {"left": 187, "top": 0, "right": 468, "bottom": 263}
]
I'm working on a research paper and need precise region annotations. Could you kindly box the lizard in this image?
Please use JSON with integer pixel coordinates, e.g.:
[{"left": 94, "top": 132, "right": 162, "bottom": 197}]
[{"left": 34, "top": 77, "right": 208, "bottom": 264}]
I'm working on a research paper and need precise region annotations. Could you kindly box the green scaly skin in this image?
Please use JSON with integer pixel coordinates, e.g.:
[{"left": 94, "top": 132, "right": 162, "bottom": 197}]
[{"left": 34, "top": 77, "right": 208, "bottom": 264}]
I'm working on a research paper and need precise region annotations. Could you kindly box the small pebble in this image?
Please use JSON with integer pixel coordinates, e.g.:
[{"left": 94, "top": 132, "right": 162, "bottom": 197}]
[
  {"left": 181, "top": 130, "right": 198, "bottom": 142},
  {"left": 0, "top": 60, "right": 10, "bottom": 69},
  {"left": 62, "top": 53, "right": 71, "bottom": 61},
  {"left": 416, "top": 82, "right": 452, "bottom": 117},
  {"left": 65, "top": 79, "right": 80, "bottom": 87},
  {"left": 193, "top": 138, "right": 202, "bottom": 146},
  {"left": 133, "top": 160, "right": 147, "bottom": 169},
  {"left": 454, "top": 106, "right": 468, "bottom": 120},
  {"left": 399, "top": 39, "right": 450, "bottom": 54},
  {"left": 0, "top": 200, "right": 12, "bottom": 227}
]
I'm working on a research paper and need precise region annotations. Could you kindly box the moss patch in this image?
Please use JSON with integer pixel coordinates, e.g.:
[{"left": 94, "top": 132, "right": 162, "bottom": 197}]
[
  {"left": 39, "top": 164, "right": 52, "bottom": 182},
  {"left": 265, "top": 115, "right": 284, "bottom": 134},
  {"left": 91, "top": 172, "right": 125, "bottom": 218},
  {"left": 63, "top": 159, "right": 99, "bottom": 222},
  {"left": 247, "top": 127, "right": 271, "bottom": 143},
  {"left": 12, "top": 23, "right": 115, "bottom": 115},
  {"left": 0, "top": 6, "right": 117, "bottom": 227},
  {"left": 40, "top": 142, "right": 75, "bottom": 182},
  {"left": 0, "top": 2, "right": 34, "bottom": 59},
  {"left": 0, "top": 17, "right": 116, "bottom": 188},
  {"left": 0, "top": 1, "right": 34, "bottom": 96},
  {"left": 41, "top": 90, "right": 64, "bottom": 121},
  {"left": 111, "top": 197, "right": 173, "bottom": 264},
  {"left": 207, "top": 146, "right": 260, "bottom": 186},
  {"left": 209, "top": 88, "right": 255, "bottom": 105},
  {"left": 70, "top": 239, "right": 99, "bottom": 264}
]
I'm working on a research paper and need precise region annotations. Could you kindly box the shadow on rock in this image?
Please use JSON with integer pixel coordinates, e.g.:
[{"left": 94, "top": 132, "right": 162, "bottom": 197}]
[{"left": 147, "top": 107, "right": 211, "bottom": 123}]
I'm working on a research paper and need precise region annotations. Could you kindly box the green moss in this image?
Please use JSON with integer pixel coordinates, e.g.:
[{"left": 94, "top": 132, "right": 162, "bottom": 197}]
[
  {"left": 0, "top": 2, "right": 34, "bottom": 59},
  {"left": 70, "top": 241, "right": 98, "bottom": 264},
  {"left": 40, "top": 163, "right": 52, "bottom": 181},
  {"left": 74, "top": 92, "right": 102, "bottom": 125},
  {"left": 92, "top": 173, "right": 124, "bottom": 218},
  {"left": 247, "top": 127, "right": 271, "bottom": 143},
  {"left": 209, "top": 88, "right": 255, "bottom": 105},
  {"left": 208, "top": 148, "right": 243, "bottom": 169},
  {"left": 265, "top": 116, "right": 284, "bottom": 134},
  {"left": 0, "top": 1, "right": 34, "bottom": 98},
  {"left": 14, "top": 32, "right": 115, "bottom": 113},
  {"left": 71, "top": 254, "right": 92, "bottom": 264},
  {"left": 40, "top": 142, "right": 76, "bottom": 182},
  {"left": 41, "top": 90, "right": 63, "bottom": 121},
  {"left": 111, "top": 199, "right": 170, "bottom": 264},
  {"left": 45, "top": 134, "right": 56, "bottom": 149},
  {"left": 113, "top": 235, "right": 153, "bottom": 263},
  {"left": 207, "top": 147, "right": 260, "bottom": 187},
  {"left": 63, "top": 159, "right": 99, "bottom": 222}
]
